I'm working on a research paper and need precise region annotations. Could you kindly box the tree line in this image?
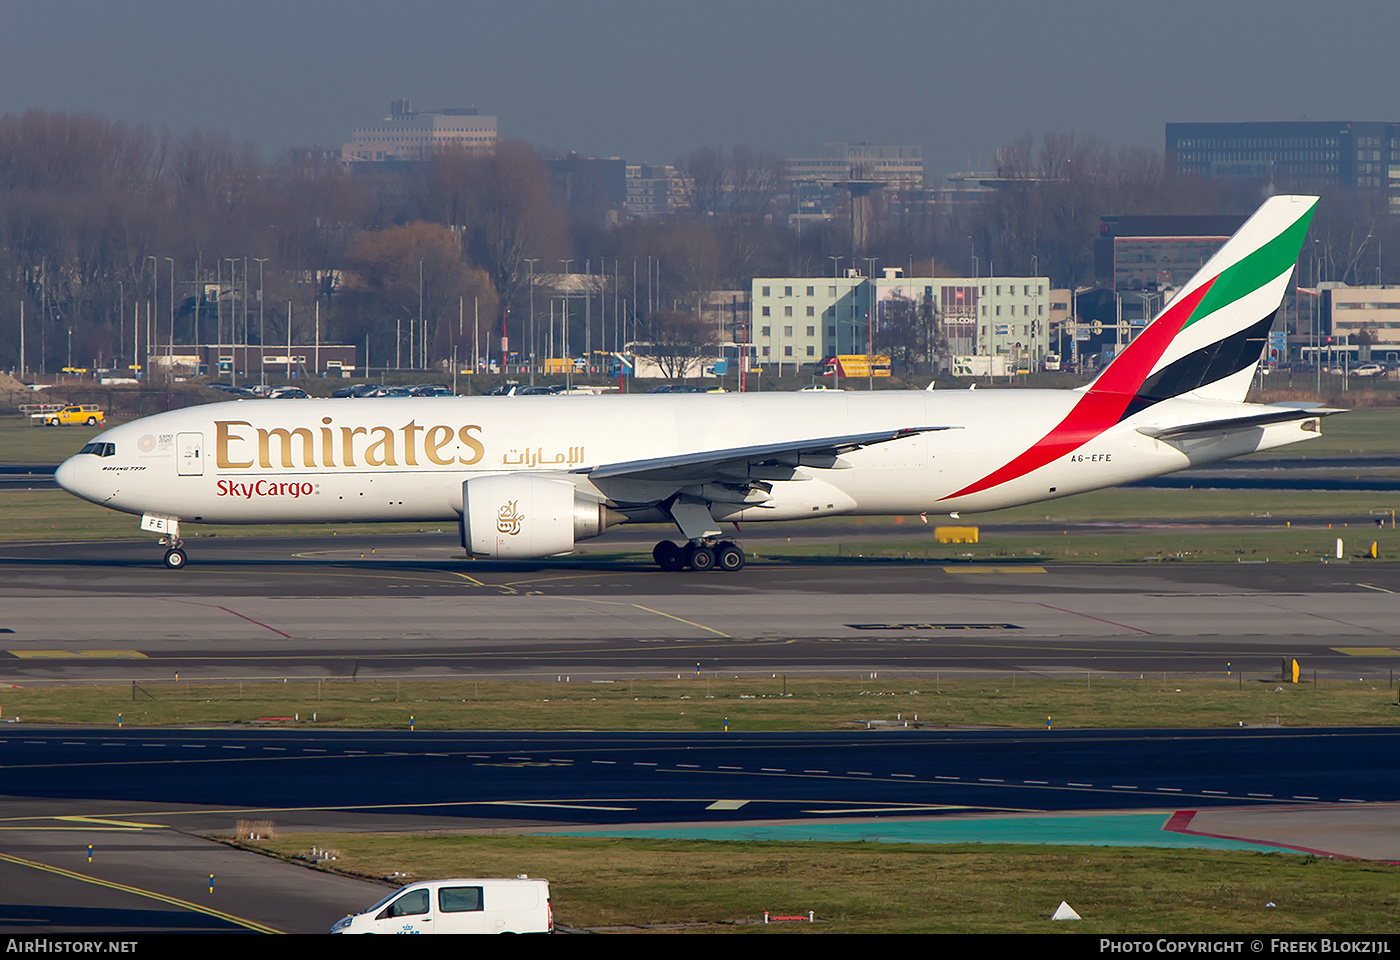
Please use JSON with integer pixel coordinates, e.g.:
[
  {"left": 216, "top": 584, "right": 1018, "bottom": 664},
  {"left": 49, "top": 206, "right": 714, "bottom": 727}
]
[{"left": 0, "top": 110, "right": 1393, "bottom": 378}]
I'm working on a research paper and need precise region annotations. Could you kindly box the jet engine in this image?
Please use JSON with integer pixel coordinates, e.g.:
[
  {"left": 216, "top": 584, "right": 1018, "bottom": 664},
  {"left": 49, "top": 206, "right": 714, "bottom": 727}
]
[{"left": 460, "top": 474, "right": 618, "bottom": 559}]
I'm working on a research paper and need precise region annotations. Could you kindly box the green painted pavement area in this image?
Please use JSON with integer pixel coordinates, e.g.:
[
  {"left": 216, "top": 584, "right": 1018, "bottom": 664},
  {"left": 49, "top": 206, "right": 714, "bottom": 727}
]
[{"left": 547, "top": 812, "right": 1295, "bottom": 851}]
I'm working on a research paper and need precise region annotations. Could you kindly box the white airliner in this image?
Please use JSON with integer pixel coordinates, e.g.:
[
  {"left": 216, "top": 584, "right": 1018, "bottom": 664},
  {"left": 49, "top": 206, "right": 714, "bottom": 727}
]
[{"left": 58, "top": 195, "right": 1335, "bottom": 571}]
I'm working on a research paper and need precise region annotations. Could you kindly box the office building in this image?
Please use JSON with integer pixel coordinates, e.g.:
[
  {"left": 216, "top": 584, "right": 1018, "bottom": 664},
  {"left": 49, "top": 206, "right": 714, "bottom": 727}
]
[
  {"left": 1166, "top": 121, "right": 1400, "bottom": 213},
  {"left": 749, "top": 271, "right": 1052, "bottom": 370},
  {"left": 342, "top": 100, "right": 497, "bottom": 163}
]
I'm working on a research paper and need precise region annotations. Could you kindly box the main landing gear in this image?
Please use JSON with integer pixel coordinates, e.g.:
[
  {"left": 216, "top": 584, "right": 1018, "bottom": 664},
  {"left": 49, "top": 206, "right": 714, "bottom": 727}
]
[{"left": 653, "top": 539, "right": 745, "bottom": 573}]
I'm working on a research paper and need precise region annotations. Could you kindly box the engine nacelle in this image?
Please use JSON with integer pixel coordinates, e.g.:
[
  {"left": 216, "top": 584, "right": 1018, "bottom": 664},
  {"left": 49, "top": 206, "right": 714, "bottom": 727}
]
[{"left": 461, "top": 474, "right": 614, "bottom": 559}]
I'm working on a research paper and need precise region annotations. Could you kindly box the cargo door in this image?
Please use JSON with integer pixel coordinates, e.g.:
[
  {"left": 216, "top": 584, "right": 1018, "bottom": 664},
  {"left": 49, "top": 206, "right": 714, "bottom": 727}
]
[{"left": 177, "top": 432, "right": 204, "bottom": 477}]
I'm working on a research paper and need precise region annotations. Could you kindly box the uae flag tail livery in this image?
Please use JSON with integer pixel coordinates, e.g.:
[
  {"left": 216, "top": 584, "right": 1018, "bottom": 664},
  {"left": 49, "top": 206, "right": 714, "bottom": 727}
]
[{"left": 945, "top": 195, "right": 1322, "bottom": 503}]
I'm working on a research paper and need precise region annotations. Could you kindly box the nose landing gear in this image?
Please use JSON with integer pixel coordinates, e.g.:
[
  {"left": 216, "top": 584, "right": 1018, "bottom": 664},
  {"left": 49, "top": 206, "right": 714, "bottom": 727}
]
[
  {"left": 141, "top": 515, "right": 188, "bottom": 570},
  {"left": 652, "top": 539, "right": 745, "bottom": 572}
]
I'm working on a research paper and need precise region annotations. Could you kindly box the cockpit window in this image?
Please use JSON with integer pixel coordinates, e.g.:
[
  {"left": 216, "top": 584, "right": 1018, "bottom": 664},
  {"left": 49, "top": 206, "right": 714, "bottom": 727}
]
[{"left": 78, "top": 442, "right": 115, "bottom": 458}]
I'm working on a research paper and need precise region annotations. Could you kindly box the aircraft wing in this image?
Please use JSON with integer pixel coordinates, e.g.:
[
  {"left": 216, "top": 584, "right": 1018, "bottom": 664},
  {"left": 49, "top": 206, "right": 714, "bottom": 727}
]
[
  {"left": 576, "top": 425, "right": 958, "bottom": 483},
  {"left": 1136, "top": 407, "right": 1345, "bottom": 442}
]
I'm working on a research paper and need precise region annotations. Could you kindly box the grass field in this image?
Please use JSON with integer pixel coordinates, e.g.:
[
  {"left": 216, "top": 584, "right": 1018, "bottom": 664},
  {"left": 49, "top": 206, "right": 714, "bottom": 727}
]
[
  {"left": 0, "top": 489, "right": 436, "bottom": 542},
  {"left": 14, "top": 481, "right": 1398, "bottom": 566},
  {"left": 238, "top": 834, "right": 1400, "bottom": 934},
  {"left": 5, "top": 484, "right": 1398, "bottom": 559},
  {"left": 5, "top": 676, "right": 1396, "bottom": 730},
  {"left": 0, "top": 414, "right": 129, "bottom": 463}
]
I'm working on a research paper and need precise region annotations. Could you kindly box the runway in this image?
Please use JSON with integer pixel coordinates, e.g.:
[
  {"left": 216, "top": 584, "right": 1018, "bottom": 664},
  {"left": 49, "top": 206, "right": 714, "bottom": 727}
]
[
  {"left": 3, "top": 531, "right": 1400, "bottom": 934},
  {"left": 3, "top": 726, "right": 1398, "bottom": 933},
  {"left": 2, "top": 534, "right": 1399, "bottom": 682}
]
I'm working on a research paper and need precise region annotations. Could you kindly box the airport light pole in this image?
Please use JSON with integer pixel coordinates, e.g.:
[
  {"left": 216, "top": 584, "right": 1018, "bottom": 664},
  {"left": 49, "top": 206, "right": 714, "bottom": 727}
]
[
  {"left": 524, "top": 258, "right": 539, "bottom": 385},
  {"left": 864, "top": 257, "right": 878, "bottom": 390},
  {"left": 165, "top": 258, "right": 175, "bottom": 381},
  {"left": 225, "top": 258, "right": 240, "bottom": 382},
  {"left": 242, "top": 256, "right": 249, "bottom": 379},
  {"left": 253, "top": 258, "right": 268, "bottom": 385},
  {"left": 1314, "top": 239, "right": 1322, "bottom": 394},
  {"left": 829, "top": 256, "right": 844, "bottom": 366},
  {"left": 146, "top": 255, "right": 158, "bottom": 379},
  {"left": 560, "top": 259, "right": 573, "bottom": 387}
]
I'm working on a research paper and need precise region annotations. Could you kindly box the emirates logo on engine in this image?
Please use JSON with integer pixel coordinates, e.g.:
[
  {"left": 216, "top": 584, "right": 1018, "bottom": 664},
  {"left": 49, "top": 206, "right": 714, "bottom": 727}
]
[{"left": 497, "top": 499, "right": 524, "bottom": 536}]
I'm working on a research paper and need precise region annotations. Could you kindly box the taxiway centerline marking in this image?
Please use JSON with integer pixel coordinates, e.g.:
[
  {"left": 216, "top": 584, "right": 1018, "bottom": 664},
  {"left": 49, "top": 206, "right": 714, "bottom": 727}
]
[{"left": 0, "top": 851, "right": 283, "bottom": 934}]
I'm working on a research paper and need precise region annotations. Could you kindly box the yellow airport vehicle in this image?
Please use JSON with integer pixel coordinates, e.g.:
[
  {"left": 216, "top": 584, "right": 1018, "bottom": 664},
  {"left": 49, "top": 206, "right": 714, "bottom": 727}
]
[{"left": 37, "top": 404, "right": 105, "bottom": 427}]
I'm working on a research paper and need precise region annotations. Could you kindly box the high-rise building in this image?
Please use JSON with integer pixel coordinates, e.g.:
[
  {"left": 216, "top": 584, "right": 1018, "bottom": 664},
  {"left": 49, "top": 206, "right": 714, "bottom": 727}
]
[
  {"left": 625, "top": 164, "right": 689, "bottom": 219},
  {"left": 342, "top": 100, "right": 497, "bottom": 163},
  {"left": 1166, "top": 121, "right": 1400, "bottom": 212}
]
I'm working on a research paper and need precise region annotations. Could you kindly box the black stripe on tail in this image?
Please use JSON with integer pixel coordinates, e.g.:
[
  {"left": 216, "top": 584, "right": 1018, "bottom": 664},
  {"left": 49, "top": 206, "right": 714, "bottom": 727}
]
[{"left": 1118, "top": 312, "right": 1276, "bottom": 422}]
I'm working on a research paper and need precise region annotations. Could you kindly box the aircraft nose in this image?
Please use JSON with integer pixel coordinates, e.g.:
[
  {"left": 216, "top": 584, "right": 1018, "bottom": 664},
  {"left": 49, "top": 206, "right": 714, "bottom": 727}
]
[
  {"left": 54, "top": 454, "right": 100, "bottom": 502},
  {"left": 54, "top": 456, "right": 80, "bottom": 494}
]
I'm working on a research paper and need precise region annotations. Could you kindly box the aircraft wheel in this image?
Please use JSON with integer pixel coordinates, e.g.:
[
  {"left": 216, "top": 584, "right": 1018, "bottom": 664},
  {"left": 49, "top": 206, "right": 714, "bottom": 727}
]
[
  {"left": 716, "top": 542, "right": 745, "bottom": 572},
  {"left": 163, "top": 548, "right": 187, "bottom": 570},
  {"left": 653, "top": 540, "right": 684, "bottom": 572},
  {"left": 687, "top": 545, "right": 715, "bottom": 572}
]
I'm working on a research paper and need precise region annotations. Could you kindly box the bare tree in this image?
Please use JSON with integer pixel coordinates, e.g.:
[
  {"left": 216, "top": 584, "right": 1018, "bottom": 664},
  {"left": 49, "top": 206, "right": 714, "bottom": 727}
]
[
  {"left": 680, "top": 146, "right": 725, "bottom": 216},
  {"left": 634, "top": 309, "right": 716, "bottom": 380}
]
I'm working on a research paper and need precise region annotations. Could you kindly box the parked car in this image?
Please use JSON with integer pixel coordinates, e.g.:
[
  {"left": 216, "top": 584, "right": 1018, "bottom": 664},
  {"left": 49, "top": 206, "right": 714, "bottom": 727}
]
[
  {"left": 267, "top": 386, "right": 310, "bottom": 399},
  {"left": 1352, "top": 363, "right": 1384, "bottom": 378},
  {"left": 409, "top": 384, "right": 454, "bottom": 397},
  {"left": 208, "top": 384, "right": 257, "bottom": 397},
  {"left": 330, "top": 878, "right": 552, "bottom": 935}
]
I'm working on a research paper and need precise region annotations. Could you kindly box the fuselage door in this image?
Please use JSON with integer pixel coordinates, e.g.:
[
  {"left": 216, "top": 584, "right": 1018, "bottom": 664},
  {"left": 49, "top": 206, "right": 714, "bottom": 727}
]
[{"left": 177, "top": 432, "right": 204, "bottom": 477}]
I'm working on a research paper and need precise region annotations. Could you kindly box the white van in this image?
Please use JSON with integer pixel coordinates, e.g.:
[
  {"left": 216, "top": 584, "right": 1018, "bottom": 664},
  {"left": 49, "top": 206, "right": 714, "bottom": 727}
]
[{"left": 330, "top": 877, "right": 553, "bottom": 934}]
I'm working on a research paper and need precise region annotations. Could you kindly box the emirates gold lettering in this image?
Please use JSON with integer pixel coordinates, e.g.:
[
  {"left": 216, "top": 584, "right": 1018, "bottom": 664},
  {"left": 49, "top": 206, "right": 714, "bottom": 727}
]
[
  {"left": 259, "top": 427, "right": 315, "bottom": 468},
  {"left": 319, "top": 418, "right": 336, "bottom": 468},
  {"left": 213, "top": 419, "right": 490, "bottom": 470},
  {"left": 216, "top": 420, "right": 254, "bottom": 469},
  {"left": 458, "top": 424, "right": 484, "bottom": 465},
  {"left": 365, "top": 426, "right": 395, "bottom": 467},
  {"left": 425, "top": 425, "right": 454, "bottom": 465},
  {"left": 340, "top": 425, "right": 366, "bottom": 466}
]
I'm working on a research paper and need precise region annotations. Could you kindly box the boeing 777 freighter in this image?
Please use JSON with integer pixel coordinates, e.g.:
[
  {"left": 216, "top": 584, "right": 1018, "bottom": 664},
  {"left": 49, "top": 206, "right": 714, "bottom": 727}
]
[{"left": 57, "top": 195, "right": 1335, "bottom": 571}]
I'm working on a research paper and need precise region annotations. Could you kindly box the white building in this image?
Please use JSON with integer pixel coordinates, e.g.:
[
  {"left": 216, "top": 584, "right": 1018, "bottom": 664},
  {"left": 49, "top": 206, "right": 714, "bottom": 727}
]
[
  {"left": 749, "top": 271, "right": 1054, "bottom": 372},
  {"left": 342, "top": 100, "right": 497, "bottom": 163},
  {"left": 1323, "top": 284, "right": 1400, "bottom": 363}
]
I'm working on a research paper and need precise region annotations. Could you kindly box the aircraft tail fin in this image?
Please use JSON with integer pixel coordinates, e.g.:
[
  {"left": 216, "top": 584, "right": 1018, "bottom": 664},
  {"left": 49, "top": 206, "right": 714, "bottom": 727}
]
[{"left": 1089, "top": 194, "right": 1317, "bottom": 414}]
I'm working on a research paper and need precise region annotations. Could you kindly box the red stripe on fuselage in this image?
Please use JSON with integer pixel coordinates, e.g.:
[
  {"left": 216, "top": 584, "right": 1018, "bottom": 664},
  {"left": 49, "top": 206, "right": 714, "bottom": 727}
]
[{"left": 941, "top": 279, "right": 1216, "bottom": 501}]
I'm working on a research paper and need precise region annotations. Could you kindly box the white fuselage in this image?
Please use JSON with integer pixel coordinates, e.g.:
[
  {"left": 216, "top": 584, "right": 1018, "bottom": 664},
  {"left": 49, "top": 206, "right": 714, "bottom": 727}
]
[{"left": 55, "top": 390, "right": 1320, "bottom": 537}]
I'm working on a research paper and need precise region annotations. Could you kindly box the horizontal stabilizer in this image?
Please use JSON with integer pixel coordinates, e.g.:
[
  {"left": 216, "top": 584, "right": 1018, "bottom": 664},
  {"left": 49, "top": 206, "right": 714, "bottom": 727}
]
[{"left": 1136, "top": 407, "right": 1345, "bottom": 441}]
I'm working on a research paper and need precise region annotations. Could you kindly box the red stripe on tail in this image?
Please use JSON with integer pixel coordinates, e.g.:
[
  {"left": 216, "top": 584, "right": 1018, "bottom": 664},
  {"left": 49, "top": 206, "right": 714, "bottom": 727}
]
[{"left": 941, "top": 279, "right": 1215, "bottom": 501}]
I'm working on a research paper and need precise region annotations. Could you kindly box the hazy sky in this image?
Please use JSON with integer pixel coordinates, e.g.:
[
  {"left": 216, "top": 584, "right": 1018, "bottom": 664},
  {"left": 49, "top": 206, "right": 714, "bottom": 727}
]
[{"left": 2, "top": 0, "right": 1396, "bottom": 178}]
